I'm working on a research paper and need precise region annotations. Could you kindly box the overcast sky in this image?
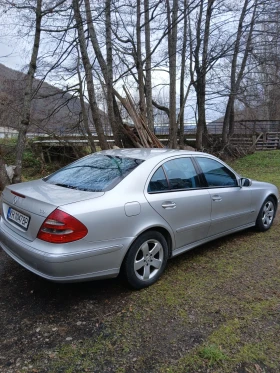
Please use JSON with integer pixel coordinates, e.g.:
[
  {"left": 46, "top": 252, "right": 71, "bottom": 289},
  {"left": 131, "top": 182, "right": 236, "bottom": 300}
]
[
  {"left": 0, "top": 27, "right": 223, "bottom": 124},
  {"left": 0, "top": 25, "right": 32, "bottom": 72}
]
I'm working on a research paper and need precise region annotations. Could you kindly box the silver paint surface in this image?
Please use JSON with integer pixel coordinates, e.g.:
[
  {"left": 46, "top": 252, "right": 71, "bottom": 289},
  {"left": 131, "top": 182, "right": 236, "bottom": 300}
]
[{"left": 0, "top": 148, "right": 278, "bottom": 282}]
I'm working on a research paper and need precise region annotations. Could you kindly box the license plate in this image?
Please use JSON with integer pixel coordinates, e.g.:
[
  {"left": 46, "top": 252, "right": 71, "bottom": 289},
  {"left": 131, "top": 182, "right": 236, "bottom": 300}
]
[{"left": 7, "top": 207, "right": 30, "bottom": 230}]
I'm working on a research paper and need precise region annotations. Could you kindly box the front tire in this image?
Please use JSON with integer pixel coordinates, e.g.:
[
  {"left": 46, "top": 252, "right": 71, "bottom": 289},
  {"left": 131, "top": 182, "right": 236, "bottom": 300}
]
[
  {"left": 256, "top": 197, "right": 276, "bottom": 232},
  {"left": 124, "top": 231, "right": 168, "bottom": 289}
]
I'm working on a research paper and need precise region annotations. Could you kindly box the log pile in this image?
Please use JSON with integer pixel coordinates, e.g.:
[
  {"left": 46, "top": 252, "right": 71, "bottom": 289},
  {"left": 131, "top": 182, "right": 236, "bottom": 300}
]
[{"left": 114, "top": 87, "right": 164, "bottom": 149}]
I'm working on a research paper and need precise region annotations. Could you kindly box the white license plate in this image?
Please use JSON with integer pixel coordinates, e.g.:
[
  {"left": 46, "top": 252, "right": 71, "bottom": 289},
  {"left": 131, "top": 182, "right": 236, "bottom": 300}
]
[{"left": 7, "top": 207, "right": 30, "bottom": 230}]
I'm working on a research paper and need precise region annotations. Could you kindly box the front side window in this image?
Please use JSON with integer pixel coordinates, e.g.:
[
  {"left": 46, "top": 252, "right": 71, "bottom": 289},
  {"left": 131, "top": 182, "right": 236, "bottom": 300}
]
[
  {"left": 148, "top": 157, "right": 199, "bottom": 193},
  {"left": 44, "top": 154, "right": 144, "bottom": 192},
  {"left": 196, "top": 157, "right": 238, "bottom": 187}
]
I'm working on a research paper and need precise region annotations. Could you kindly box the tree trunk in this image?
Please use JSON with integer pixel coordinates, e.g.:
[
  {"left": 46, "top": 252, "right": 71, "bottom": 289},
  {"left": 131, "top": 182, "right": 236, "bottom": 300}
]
[
  {"left": 13, "top": 0, "right": 42, "bottom": 183},
  {"left": 196, "top": 90, "right": 207, "bottom": 149},
  {"left": 0, "top": 156, "right": 10, "bottom": 190},
  {"left": 73, "top": 0, "right": 108, "bottom": 150},
  {"left": 84, "top": 0, "right": 122, "bottom": 147},
  {"left": 193, "top": 0, "right": 214, "bottom": 150},
  {"left": 105, "top": 0, "right": 122, "bottom": 148},
  {"left": 167, "top": 0, "right": 178, "bottom": 149},
  {"left": 136, "top": 0, "right": 148, "bottom": 126},
  {"left": 179, "top": 0, "right": 188, "bottom": 149},
  {"left": 222, "top": 0, "right": 250, "bottom": 144},
  {"left": 144, "top": 0, "right": 154, "bottom": 131},
  {"left": 77, "top": 53, "right": 97, "bottom": 152}
]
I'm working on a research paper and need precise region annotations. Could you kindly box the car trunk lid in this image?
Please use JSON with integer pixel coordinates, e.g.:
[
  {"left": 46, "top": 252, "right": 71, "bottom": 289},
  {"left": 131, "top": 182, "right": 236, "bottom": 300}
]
[{"left": 1, "top": 179, "right": 104, "bottom": 241}]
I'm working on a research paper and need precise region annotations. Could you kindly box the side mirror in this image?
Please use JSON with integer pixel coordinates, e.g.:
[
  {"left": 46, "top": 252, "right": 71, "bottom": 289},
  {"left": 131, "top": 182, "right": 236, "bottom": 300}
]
[{"left": 240, "top": 178, "right": 252, "bottom": 187}]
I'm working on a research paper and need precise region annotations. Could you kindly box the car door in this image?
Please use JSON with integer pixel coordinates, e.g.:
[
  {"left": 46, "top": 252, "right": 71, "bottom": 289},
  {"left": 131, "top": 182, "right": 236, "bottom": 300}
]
[
  {"left": 145, "top": 157, "right": 212, "bottom": 250},
  {"left": 194, "top": 156, "right": 253, "bottom": 237}
]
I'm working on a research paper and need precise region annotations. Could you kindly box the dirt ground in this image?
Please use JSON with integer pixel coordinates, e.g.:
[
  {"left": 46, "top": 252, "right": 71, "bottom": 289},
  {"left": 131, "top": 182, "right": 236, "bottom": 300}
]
[
  {"left": 1, "top": 149, "right": 280, "bottom": 373},
  {"left": 1, "top": 210, "right": 279, "bottom": 373}
]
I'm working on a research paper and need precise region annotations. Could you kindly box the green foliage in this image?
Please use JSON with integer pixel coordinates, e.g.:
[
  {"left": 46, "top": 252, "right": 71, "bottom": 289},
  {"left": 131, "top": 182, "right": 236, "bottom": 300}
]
[
  {"left": 22, "top": 149, "right": 41, "bottom": 168},
  {"left": 229, "top": 150, "right": 280, "bottom": 188},
  {"left": 198, "top": 344, "right": 227, "bottom": 365}
]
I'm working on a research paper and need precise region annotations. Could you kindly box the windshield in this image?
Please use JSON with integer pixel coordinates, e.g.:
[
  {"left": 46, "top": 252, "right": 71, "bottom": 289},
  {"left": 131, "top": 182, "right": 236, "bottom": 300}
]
[{"left": 44, "top": 154, "right": 144, "bottom": 192}]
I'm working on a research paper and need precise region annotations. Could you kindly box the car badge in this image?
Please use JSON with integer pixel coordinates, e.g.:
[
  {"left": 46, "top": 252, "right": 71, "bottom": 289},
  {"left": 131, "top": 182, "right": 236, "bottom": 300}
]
[{"left": 13, "top": 196, "right": 19, "bottom": 205}]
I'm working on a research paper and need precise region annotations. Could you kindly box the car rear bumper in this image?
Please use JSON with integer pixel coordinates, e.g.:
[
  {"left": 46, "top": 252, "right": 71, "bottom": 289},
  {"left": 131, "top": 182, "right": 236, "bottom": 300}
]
[{"left": 0, "top": 219, "right": 131, "bottom": 282}]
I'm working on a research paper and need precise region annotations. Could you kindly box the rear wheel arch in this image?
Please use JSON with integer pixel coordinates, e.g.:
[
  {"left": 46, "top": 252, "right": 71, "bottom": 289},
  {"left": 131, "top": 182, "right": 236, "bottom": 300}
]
[
  {"left": 120, "top": 226, "right": 174, "bottom": 289},
  {"left": 134, "top": 226, "right": 173, "bottom": 258}
]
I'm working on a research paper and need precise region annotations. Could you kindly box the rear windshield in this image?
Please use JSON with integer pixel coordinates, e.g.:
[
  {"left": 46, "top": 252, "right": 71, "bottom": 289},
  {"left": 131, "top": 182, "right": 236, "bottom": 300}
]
[{"left": 44, "top": 154, "right": 144, "bottom": 192}]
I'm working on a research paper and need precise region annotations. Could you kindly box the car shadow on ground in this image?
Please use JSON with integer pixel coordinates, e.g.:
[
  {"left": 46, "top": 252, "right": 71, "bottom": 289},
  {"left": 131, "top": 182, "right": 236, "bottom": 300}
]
[{"left": 0, "top": 225, "right": 259, "bottom": 317}]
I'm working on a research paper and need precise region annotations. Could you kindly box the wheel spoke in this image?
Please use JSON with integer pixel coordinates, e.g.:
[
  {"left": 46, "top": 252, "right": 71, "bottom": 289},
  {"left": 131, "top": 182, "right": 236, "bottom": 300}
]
[
  {"left": 152, "top": 258, "right": 162, "bottom": 269},
  {"left": 267, "top": 210, "right": 274, "bottom": 218},
  {"left": 264, "top": 205, "right": 269, "bottom": 212},
  {"left": 263, "top": 217, "right": 269, "bottom": 226},
  {"left": 150, "top": 242, "right": 161, "bottom": 256},
  {"left": 134, "top": 258, "right": 145, "bottom": 271},
  {"left": 143, "top": 265, "right": 151, "bottom": 280},
  {"left": 141, "top": 242, "right": 149, "bottom": 256}
]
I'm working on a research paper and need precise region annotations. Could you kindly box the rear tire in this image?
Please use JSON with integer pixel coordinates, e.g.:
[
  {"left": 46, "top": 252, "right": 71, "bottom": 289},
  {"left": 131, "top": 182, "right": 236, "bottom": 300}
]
[
  {"left": 255, "top": 197, "right": 275, "bottom": 232},
  {"left": 123, "top": 231, "right": 168, "bottom": 289}
]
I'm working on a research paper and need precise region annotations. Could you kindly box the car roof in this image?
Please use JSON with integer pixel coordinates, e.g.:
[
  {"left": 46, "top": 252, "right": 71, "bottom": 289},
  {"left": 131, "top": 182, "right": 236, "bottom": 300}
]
[{"left": 98, "top": 148, "right": 201, "bottom": 161}]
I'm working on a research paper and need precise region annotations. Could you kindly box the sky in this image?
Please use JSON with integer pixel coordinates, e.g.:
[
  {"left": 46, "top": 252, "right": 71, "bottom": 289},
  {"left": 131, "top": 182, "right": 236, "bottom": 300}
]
[
  {"left": 0, "top": 28, "right": 31, "bottom": 72},
  {"left": 0, "top": 42, "right": 21, "bottom": 69},
  {"left": 0, "top": 25, "right": 223, "bottom": 125}
]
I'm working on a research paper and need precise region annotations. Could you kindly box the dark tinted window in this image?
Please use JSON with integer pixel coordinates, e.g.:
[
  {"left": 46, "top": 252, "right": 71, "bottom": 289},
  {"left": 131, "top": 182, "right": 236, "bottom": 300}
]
[
  {"left": 163, "top": 158, "right": 198, "bottom": 190},
  {"left": 196, "top": 157, "right": 237, "bottom": 187},
  {"left": 148, "top": 167, "right": 169, "bottom": 192},
  {"left": 148, "top": 157, "right": 199, "bottom": 193},
  {"left": 44, "top": 154, "right": 144, "bottom": 192}
]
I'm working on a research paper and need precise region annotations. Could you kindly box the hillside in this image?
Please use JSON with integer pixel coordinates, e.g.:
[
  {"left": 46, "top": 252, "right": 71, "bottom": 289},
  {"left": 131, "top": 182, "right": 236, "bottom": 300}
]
[{"left": 0, "top": 64, "right": 108, "bottom": 136}]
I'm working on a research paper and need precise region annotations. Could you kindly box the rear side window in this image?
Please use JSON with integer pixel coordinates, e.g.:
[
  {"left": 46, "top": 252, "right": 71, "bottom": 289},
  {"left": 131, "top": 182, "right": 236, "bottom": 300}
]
[
  {"left": 163, "top": 158, "right": 198, "bottom": 190},
  {"left": 196, "top": 157, "right": 238, "bottom": 187},
  {"left": 44, "top": 154, "right": 144, "bottom": 192},
  {"left": 148, "top": 167, "right": 169, "bottom": 192}
]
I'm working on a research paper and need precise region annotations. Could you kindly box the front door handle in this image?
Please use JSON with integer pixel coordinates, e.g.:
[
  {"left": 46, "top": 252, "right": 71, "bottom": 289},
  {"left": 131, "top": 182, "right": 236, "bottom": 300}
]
[
  {"left": 162, "top": 201, "right": 176, "bottom": 209},
  {"left": 212, "top": 195, "right": 222, "bottom": 202}
]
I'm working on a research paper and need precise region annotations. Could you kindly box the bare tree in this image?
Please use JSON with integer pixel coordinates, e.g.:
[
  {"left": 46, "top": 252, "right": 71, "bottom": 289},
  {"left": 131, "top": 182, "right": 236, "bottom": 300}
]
[
  {"left": 144, "top": 0, "right": 154, "bottom": 130},
  {"left": 72, "top": 0, "right": 109, "bottom": 150},
  {"left": 12, "top": 0, "right": 43, "bottom": 183},
  {"left": 178, "top": 0, "right": 189, "bottom": 148},
  {"left": 167, "top": 0, "right": 178, "bottom": 149},
  {"left": 190, "top": 0, "right": 215, "bottom": 150},
  {"left": 0, "top": 0, "right": 71, "bottom": 185},
  {"left": 84, "top": 0, "right": 123, "bottom": 147},
  {"left": 222, "top": 0, "right": 258, "bottom": 144},
  {"left": 76, "top": 49, "right": 97, "bottom": 152},
  {"left": 238, "top": 0, "right": 280, "bottom": 121}
]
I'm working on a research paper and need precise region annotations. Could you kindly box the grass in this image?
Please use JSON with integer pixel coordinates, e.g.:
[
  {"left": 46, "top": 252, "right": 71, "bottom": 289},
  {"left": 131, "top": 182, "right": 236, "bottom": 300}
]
[
  {"left": 13, "top": 150, "right": 280, "bottom": 372},
  {"left": 229, "top": 150, "right": 280, "bottom": 187}
]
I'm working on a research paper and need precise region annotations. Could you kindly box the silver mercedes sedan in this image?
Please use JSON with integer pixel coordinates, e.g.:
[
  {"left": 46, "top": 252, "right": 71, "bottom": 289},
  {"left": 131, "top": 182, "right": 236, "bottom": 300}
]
[{"left": 0, "top": 149, "right": 278, "bottom": 289}]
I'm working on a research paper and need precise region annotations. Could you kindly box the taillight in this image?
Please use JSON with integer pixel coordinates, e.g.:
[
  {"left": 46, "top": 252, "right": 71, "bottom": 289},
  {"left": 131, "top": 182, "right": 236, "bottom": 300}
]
[{"left": 37, "top": 209, "right": 88, "bottom": 243}]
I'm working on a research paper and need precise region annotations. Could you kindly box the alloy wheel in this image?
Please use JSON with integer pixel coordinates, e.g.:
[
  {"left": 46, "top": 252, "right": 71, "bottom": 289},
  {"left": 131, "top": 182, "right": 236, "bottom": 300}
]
[{"left": 134, "top": 239, "right": 164, "bottom": 281}]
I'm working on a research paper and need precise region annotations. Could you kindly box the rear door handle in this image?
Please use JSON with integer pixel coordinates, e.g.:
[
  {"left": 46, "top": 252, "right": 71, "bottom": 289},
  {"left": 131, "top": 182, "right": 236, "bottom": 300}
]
[
  {"left": 162, "top": 201, "right": 176, "bottom": 209},
  {"left": 212, "top": 195, "right": 222, "bottom": 202}
]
